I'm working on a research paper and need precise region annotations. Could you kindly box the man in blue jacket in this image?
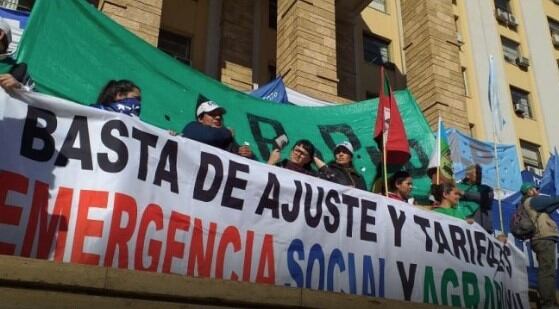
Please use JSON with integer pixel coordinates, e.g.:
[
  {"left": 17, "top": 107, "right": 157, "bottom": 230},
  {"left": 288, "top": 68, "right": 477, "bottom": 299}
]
[{"left": 182, "top": 101, "right": 252, "bottom": 158}]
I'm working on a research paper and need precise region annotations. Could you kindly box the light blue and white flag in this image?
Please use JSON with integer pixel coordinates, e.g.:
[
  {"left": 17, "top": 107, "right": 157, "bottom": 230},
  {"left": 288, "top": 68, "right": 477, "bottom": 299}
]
[{"left": 488, "top": 55, "right": 505, "bottom": 141}]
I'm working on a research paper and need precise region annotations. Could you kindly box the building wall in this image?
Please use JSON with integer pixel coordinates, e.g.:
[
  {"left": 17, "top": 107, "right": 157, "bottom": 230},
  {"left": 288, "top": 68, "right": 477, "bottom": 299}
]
[
  {"left": 520, "top": 0, "right": 559, "bottom": 152},
  {"left": 462, "top": 0, "right": 554, "bottom": 171},
  {"left": 400, "top": 0, "right": 469, "bottom": 132},
  {"left": 452, "top": 0, "right": 485, "bottom": 139},
  {"left": 355, "top": 0, "right": 406, "bottom": 101},
  {"left": 100, "top": 0, "right": 163, "bottom": 45},
  {"left": 159, "top": 0, "right": 209, "bottom": 70}
]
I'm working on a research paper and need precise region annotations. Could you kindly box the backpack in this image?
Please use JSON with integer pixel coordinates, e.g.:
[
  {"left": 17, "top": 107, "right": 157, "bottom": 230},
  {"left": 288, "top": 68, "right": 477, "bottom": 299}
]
[{"left": 510, "top": 204, "right": 538, "bottom": 240}]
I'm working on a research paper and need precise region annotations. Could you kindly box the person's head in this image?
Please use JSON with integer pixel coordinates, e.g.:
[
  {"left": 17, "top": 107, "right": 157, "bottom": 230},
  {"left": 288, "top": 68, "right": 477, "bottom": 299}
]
[
  {"left": 464, "top": 164, "right": 482, "bottom": 185},
  {"left": 431, "top": 181, "right": 461, "bottom": 207},
  {"left": 0, "top": 19, "right": 12, "bottom": 54},
  {"left": 96, "top": 80, "right": 141, "bottom": 105},
  {"left": 289, "top": 139, "right": 315, "bottom": 168},
  {"left": 334, "top": 141, "right": 354, "bottom": 166},
  {"left": 520, "top": 182, "right": 539, "bottom": 197},
  {"left": 388, "top": 171, "right": 413, "bottom": 200},
  {"left": 196, "top": 101, "right": 225, "bottom": 128}
]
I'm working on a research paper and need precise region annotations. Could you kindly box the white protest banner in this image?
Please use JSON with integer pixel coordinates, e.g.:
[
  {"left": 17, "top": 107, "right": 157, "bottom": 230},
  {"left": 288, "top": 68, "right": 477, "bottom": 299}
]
[{"left": 0, "top": 89, "right": 528, "bottom": 308}]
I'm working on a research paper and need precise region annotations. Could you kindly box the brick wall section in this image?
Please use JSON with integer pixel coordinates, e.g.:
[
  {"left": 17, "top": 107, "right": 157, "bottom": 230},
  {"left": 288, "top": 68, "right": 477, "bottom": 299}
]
[
  {"left": 401, "top": 0, "right": 469, "bottom": 132},
  {"left": 336, "top": 19, "right": 357, "bottom": 100},
  {"left": 277, "top": 0, "right": 347, "bottom": 103},
  {"left": 100, "top": 0, "right": 163, "bottom": 46},
  {"left": 219, "top": 0, "right": 254, "bottom": 91}
]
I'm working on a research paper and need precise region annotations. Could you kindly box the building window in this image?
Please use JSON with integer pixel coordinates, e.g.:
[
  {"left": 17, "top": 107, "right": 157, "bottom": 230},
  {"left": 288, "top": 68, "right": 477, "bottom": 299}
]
[
  {"left": 461, "top": 67, "right": 469, "bottom": 96},
  {"left": 494, "top": 0, "right": 511, "bottom": 12},
  {"left": 268, "top": 65, "right": 276, "bottom": 82},
  {"left": 157, "top": 29, "right": 191, "bottom": 65},
  {"left": 368, "top": 0, "right": 386, "bottom": 13},
  {"left": 549, "top": 18, "right": 559, "bottom": 48},
  {"left": 520, "top": 140, "right": 543, "bottom": 174},
  {"left": 501, "top": 36, "right": 519, "bottom": 63},
  {"left": 363, "top": 33, "right": 390, "bottom": 65},
  {"left": 268, "top": 0, "right": 277, "bottom": 29},
  {"left": 510, "top": 86, "right": 532, "bottom": 118}
]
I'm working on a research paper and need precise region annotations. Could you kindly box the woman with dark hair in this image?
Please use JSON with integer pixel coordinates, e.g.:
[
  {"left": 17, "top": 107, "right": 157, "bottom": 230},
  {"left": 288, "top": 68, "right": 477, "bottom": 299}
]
[
  {"left": 387, "top": 170, "right": 413, "bottom": 202},
  {"left": 314, "top": 141, "right": 366, "bottom": 190},
  {"left": 268, "top": 139, "right": 316, "bottom": 176},
  {"left": 91, "top": 80, "right": 141, "bottom": 116},
  {"left": 431, "top": 182, "right": 472, "bottom": 221}
]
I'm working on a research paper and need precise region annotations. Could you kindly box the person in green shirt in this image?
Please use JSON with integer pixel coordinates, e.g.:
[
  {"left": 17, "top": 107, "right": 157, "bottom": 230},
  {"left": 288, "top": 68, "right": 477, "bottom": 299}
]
[
  {"left": 431, "top": 181, "right": 473, "bottom": 222},
  {"left": 456, "top": 164, "right": 493, "bottom": 232}
]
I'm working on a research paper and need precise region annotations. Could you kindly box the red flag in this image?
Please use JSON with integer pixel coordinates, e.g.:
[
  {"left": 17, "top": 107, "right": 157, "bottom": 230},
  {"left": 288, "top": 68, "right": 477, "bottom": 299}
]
[{"left": 373, "top": 66, "right": 410, "bottom": 165}]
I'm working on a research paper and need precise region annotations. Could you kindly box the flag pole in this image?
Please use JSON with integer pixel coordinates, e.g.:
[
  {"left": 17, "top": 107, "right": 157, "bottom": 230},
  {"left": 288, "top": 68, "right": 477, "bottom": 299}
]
[
  {"left": 383, "top": 132, "right": 389, "bottom": 196},
  {"left": 489, "top": 55, "right": 505, "bottom": 234},
  {"left": 494, "top": 131, "right": 505, "bottom": 233}
]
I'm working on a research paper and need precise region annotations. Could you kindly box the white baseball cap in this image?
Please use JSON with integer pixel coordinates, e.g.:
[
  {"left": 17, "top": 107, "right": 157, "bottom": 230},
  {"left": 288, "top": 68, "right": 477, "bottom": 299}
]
[
  {"left": 196, "top": 101, "right": 225, "bottom": 117},
  {"left": 335, "top": 141, "right": 354, "bottom": 155}
]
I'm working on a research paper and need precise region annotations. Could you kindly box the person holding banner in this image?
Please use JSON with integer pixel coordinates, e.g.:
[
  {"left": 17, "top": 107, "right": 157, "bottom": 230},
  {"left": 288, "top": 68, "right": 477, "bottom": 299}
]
[
  {"left": 313, "top": 141, "right": 366, "bottom": 190},
  {"left": 182, "top": 100, "right": 253, "bottom": 158},
  {"left": 431, "top": 182, "right": 473, "bottom": 221},
  {"left": 0, "top": 19, "right": 33, "bottom": 91},
  {"left": 91, "top": 80, "right": 142, "bottom": 116},
  {"left": 386, "top": 170, "right": 413, "bottom": 203},
  {"left": 520, "top": 182, "right": 559, "bottom": 309},
  {"left": 457, "top": 164, "right": 494, "bottom": 233},
  {"left": 268, "top": 139, "right": 316, "bottom": 176}
]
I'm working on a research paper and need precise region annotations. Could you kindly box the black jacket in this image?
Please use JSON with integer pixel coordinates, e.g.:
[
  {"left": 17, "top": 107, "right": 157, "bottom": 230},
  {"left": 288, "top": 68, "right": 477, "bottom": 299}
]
[
  {"left": 318, "top": 162, "right": 366, "bottom": 190},
  {"left": 279, "top": 159, "right": 317, "bottom": 177}
]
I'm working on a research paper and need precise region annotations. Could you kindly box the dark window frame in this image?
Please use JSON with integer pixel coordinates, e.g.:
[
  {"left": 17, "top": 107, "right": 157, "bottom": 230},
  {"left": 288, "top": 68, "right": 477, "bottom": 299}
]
[
  {"left": 157, "top": 29, "right": 192, "bottom": 66},
  {"left": 501, "top": 36, "right": 520, "bottom": 63},
  {"left": 510, "top": 86, "right": 532, "bottom": 118},
  {"left": 520, "top": 140, "right": 543, "bottom": 171},
  {"left": 363, "top": 32, "right": 391, "bottom": 66}
]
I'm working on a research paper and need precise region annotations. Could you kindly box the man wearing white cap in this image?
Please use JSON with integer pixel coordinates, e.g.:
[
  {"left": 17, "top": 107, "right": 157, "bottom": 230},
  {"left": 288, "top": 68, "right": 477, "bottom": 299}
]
[
  {"left": 314, "top": 141, "right": 366, "bottom": 190},
  {"left": 0, "top": 18, "right": 32, "bottom": 91},
  {"left": 181, "top": 101, "right": 252, "bottom": 158}
]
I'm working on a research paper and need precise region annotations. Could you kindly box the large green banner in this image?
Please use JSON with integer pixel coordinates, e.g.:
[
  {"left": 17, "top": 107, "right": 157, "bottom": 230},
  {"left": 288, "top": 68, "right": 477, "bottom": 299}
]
[{"left": 14, "top": 0, "right": 435, "bottom": 197}]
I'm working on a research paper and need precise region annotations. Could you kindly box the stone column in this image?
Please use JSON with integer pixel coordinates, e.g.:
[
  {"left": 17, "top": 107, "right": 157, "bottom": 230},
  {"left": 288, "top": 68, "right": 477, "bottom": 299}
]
[
  {"left": 401, "top": 0, "right": 469, "bottom": 132},
  {"left": 276, "top": 0, "right": 341, "bottom": 102},
  {"left": 218, "top": 0, "right": 254, "bottom": 91},
  {"left": 336, "top": 19, "right": 357, "bottom": 100},
  {"left": 100, "top": 0, "right": 163, "bottom": 46}
]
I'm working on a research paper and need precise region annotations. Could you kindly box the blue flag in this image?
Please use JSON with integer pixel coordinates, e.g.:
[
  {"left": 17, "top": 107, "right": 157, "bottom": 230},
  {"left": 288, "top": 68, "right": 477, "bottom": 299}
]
[
  {"left": 249, "top": 76, "right": 289, "bottom": 104},
  {"left": 540, "top": 148, "right": 559, "bottom": 196}
]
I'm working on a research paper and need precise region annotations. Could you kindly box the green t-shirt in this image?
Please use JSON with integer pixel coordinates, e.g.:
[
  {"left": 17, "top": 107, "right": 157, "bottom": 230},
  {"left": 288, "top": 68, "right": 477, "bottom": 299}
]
[
  {"left": 433, "top": 206, "right": 469, "bottom": 220},
  {"left": 456, "top": 182, "right": 481, "bottom": 218}
]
